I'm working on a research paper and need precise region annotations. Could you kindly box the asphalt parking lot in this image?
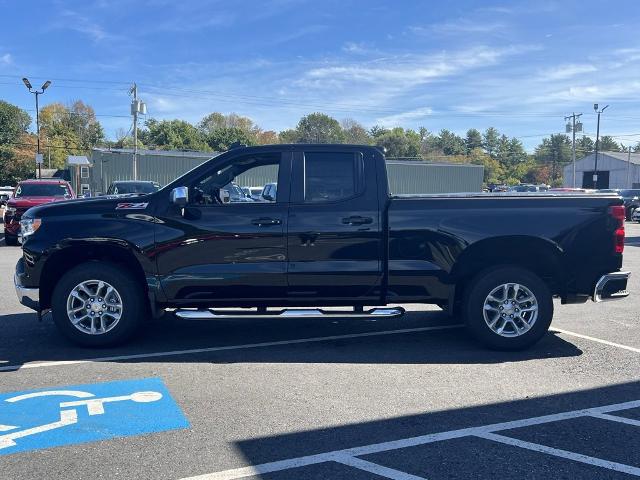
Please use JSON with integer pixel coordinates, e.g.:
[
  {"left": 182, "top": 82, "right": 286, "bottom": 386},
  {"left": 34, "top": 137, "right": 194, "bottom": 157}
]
[{"left": 1, "top": 223, "right": 639, "bottom": 480}]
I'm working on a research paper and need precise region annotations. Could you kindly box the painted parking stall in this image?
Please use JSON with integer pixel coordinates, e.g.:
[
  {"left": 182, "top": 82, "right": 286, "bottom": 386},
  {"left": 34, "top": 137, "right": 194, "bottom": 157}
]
[{"left": 0, "top": 378, "right": 188, "bottom": 456}]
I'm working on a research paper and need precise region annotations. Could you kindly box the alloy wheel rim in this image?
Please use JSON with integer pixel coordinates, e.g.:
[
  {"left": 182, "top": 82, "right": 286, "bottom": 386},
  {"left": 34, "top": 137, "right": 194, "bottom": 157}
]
[
  {"left": 482, "top": 282, "right": 538, "bottom": 337},
  {"left": 66, "top": 280, "right": 123, "bottom": 335}
]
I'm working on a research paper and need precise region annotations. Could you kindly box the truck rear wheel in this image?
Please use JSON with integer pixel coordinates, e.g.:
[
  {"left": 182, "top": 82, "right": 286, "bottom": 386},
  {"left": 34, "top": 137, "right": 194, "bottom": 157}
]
[
  {"left": 51, "top": 262, "right": 147, "bottom": 347},
  {"left": 463, "top": 266, "right": 553, "bottom": 350}
]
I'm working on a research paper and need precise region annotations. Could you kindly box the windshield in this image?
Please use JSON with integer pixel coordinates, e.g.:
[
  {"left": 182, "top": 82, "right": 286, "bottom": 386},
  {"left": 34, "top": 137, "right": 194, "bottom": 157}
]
[
  {"left": 113, "top": 182, "right": 159, "bottom": 194},
  {"left": 619, "top": 189, "right": 640, "bottom": 198},
  {"left": 15, "top": 183, "right": 71, "bottom": 198}
]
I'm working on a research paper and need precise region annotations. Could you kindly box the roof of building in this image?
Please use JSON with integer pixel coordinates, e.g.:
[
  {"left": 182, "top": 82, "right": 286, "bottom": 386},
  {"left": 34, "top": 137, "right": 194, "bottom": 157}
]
[
  {"left": 576, "top": 151, "right": 640, "bottom": 166},
  {"left": 92, "top": 147, "right": 215, "bottom": 158},
  {"left": 19, "top": 178, "right": 71, "bottom": 184}
]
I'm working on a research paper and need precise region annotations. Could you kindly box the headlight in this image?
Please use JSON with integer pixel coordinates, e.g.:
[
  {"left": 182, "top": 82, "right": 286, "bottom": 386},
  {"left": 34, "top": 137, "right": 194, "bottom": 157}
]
[
  {"left": 20, "top": 218, "right": 42, "bottom": 237},
  {"left": 4, "top": 206, "right": 16, "bottom": 215}
]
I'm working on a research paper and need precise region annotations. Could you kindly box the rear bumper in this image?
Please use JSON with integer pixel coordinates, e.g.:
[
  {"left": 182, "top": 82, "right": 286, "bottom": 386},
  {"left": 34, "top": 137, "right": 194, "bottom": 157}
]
[
  {"left": 593, "top": 271, "right": 630, "bottom": 302},
  {"left": 14, "top": 260, "right": 39, "bottom": 311}
]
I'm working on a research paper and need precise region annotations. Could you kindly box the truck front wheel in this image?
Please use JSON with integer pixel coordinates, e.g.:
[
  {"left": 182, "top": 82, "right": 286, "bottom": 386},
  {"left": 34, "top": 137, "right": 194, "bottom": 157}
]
[
  {"left": 51, "top": 262, "right": 147, "bottom": 347},
  {"left": 463, "top": 266, "right": 553, "bottom": 350}
]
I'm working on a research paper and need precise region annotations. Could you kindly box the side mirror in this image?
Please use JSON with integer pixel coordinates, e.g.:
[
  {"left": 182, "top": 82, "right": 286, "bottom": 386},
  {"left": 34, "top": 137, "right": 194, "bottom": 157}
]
[
  {"left": 170, "top": 186, "right": 189, "bottom": 207},
  {"left": 220, "top": 190, "right": 230, "bottom": 204}
]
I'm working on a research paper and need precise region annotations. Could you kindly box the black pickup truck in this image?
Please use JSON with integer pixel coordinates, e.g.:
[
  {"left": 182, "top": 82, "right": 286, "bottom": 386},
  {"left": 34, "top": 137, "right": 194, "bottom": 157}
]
[{"left": 14, "top": 144, "right": 630, "bottom": 349}]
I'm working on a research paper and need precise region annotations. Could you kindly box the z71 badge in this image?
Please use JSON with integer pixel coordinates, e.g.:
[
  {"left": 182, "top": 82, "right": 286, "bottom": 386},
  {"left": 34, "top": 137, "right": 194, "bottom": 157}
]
[{"left": 116, "top": 202, "right": 149, "bottom": 210}]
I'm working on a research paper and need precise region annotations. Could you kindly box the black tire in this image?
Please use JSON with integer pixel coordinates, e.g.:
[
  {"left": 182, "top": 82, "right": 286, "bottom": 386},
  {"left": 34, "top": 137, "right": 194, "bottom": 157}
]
[
  {"left": 4, "top": 234, "right": 18, "bottom": 246},
  {"left": 51, "top": 262, "right": 147, "bottom": 347},
  {"left": 463, "top": 266, "right": 553, "bottom": 350}
]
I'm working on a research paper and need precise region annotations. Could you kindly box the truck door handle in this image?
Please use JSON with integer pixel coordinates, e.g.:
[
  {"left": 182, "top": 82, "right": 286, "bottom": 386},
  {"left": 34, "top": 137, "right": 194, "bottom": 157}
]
[
  {"left": 342, "top": 216, "right": 373, "bottom": 226},
  {"left": 252, "top": 217, "right": 281, "bottom": 226}
]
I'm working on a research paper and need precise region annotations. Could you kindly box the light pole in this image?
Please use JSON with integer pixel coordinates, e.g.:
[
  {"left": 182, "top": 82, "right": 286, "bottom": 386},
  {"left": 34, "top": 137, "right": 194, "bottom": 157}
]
[
  {"left": 593, "top": 103, "right": 609, "bottom": 189},
  {"left": 22, "top": 77, "right": 51, "bottom": 179}
]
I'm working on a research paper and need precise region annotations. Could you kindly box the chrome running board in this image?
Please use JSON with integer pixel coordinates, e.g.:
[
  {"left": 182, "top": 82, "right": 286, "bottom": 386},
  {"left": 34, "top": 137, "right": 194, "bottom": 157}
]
[{"left": 174, "top": 307, "right": 405, "bottom": 320}]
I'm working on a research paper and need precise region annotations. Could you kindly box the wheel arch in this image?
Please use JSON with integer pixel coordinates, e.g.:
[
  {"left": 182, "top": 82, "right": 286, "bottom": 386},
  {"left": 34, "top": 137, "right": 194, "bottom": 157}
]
[
  {"left": 449, "top": 235, "right": 564, "bottom": 311},
  {"left": 39, "top": 241, "right": 149, "bottom": 310}
]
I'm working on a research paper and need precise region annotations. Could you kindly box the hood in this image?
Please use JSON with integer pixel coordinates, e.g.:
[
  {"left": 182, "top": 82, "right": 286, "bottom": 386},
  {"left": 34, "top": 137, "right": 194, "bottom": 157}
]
[
  {"left": 7, "top": 196, "right": 69, "bottom": 209},
  {"left": 23, "top": 192, "right": 157, "bottom": 219}
]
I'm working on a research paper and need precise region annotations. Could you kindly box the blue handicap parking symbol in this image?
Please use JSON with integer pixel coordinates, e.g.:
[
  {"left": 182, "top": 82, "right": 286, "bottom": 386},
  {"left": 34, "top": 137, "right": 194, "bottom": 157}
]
[{"left": 0, "top": 377, "right": 189, "bottom": 455}]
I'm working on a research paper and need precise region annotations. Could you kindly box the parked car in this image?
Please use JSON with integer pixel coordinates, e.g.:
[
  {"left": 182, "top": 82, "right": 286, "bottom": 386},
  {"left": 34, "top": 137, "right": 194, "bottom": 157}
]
[
  {"left": 0, "top": 186, "right": 14, "bottom": 205},
  {"left": 261, "top": 182, "right": 277, "bottom": 202},
  {"left": 15, "top": 144, "right": 629, "bottom": 350},
  {"left": 509, "top": 184, "right": 549, "bottom": 192},
  {"left": 244, "top": 186, "right": 264, "bottom": 201},
  {"left": 223, "top": 182, "right": 254, "bottom": 203},
  {"left": 106, "top": 181, "right": 161, "bottom": 196},
  {"left": 618, "top": 189, "right": 640, "bottom": 220},
  {"left": 632, "top": 208, "right": 640, "bottom": 222},
  {"left": 3, "top": 179, "right": 75, "bottom": 245}
]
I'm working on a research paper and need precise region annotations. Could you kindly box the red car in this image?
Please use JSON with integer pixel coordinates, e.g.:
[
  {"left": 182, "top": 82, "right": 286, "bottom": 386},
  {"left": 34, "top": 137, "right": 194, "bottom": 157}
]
[{"left": 3, "top": 179, "right": 75, "bottom": 245}]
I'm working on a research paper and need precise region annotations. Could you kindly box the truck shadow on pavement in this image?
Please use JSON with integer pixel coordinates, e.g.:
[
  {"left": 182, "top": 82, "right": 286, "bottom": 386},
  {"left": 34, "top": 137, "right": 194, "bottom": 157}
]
[
  {"left": 0, "top": 310, "right": 583, "bottom": 370},
  {"left": 231, "top": 380, "right": 640, "bottom": 480}
]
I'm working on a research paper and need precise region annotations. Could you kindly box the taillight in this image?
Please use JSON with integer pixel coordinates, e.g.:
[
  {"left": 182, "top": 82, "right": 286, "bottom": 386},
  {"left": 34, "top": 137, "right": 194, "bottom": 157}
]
[{"left": 609, "top": 205, "right": 625, "bottom": 254}]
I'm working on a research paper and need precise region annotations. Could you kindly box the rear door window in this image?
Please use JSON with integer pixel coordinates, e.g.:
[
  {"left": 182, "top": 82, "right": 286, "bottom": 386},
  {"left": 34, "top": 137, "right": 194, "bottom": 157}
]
[{"left": 303, "top": 152, "right": 364, "bottom": 203}]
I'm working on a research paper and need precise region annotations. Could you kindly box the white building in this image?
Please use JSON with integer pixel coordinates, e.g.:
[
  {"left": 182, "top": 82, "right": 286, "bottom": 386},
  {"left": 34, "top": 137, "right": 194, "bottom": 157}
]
[{"left": 563, "top": 151, "right": 640, "bottom": 189}]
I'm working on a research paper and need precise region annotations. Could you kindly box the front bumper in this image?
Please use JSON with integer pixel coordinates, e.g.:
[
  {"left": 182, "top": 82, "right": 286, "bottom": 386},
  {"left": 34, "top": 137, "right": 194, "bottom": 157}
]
[
  {"left": 14, "top": 263, "right": 39, "bottom": 311},
  {"left": 593, "top": 271, "right": 630, "bottom": 302}
]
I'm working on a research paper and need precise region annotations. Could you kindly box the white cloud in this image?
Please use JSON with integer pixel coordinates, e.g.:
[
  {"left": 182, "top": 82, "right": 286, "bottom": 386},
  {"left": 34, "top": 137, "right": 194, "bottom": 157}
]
[
  {"left": 538, "top": 63, "right": 596, "bottom": 80},
  {"left": 55, "top": 9, "right": 110, "bottom": 42},
  {"left": 0, "top": 53, "right": 12, "bottom": 65},
  {"left": 376, "top": 107, "right": 433, "bottom": 126},
  {"left": 301, "top": 45, "right": 538, "bottom": 91},
  {"left": 410, "top": 20, "right": 506, "bottom": 36}
]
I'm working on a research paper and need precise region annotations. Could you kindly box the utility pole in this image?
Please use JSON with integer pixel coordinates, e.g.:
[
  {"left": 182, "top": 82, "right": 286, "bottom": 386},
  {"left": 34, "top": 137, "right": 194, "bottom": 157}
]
[
  {"left": 627, "top": 144, "right": 632, "bottom": 189},
  {"left": 130, "top": 83, "right": 138, "bottom": 180},
  {"left": 565, "top": 113, "right": 582, "bottom": 188},
  {"left": 129, "top": 84, "right": 146, "bottom": 180},
  {"left": 593, "top": 104, "right": 609, "bottom": 189},
  {"left": 22, "top": 78, "right": 51, "bottom": 179}
]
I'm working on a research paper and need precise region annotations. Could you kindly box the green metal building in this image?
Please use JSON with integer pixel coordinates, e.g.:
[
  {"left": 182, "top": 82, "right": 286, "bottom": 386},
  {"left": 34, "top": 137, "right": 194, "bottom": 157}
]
[{"left": 80, "top": 148, "right": 483, "bottom": 196}]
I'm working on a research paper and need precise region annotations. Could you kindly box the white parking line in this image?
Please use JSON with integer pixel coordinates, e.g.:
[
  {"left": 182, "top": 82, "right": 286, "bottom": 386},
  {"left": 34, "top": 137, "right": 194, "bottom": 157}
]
[
  {"left": 0, "top": 324, "right": 464, "bottom": 372},
  {"left": 179, "top": 399, "right": 640, "bottom": 480},
  {"left": 334, "top": 455, "right": 428, "bottom": 480},
  {"left": 476, "top": 432, "right": 640, "bottom": 476},
  {"left": 552, "top": 328, "right": 640, "bottom": 354},
  {"left": 590, "top": 412, "right": 640, "bottom": 427}
]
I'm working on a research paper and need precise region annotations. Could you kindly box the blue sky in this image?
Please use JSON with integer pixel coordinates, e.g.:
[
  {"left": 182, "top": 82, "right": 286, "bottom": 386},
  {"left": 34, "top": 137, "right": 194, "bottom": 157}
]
[{"left": 2, "top": 0, "right": 640, "bottom": 150}]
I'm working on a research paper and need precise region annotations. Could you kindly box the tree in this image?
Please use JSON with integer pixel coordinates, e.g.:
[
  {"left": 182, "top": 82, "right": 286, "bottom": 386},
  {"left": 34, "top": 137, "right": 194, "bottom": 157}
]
[
  {"left": 0, "top": 101, "right": 33, "bottom": 184},
  {"left": 294, "top": 113, "right": 345, "bottom": 143},
  {"left": 465, "top": 128, "right": 483, "bottom": 153},
  {"left": 0, "top": 100, "right": 30, "bottom": 145},
  {"left": 375, "top": 127, "right": 421, "bottom": 158},
  {"left": 278, "top": 129, "right": 299, "bottom": 143},
  {"left": 468, "top": 147, "right": 504, "bottom": 184},
  {"left": 534, "top": 134, "right": 572, "bottom": 185},
  {"left": 255, "top": 130, "right": 279, "bottom": 145},
  {"left": 341, "top": 118, "right": 371, "bottom": 144},
  {"left": 369, "top": 125, "right": 388, "bottom": 138},
  {"left": 482, "top": 127, "right": 500, "bottom": 158},
  {"left": 434, "top": 129, "right": 466, "bottom": 155},
  {"left": 598, "top": 136, "right": 620, "bottom": 152},
  {"left": 204, "top": 127, "right": 253, "bottom": 151},
  {"left": 39, "top": 101, "right": 104, "bottom": 168},
  {"left": 140, "top": 119, "right": 209, "bottom": 151},
  {"left": 575, "top": 136, "right": 594, "bottom": 156},
  {"left": 496, "top": 136, "right": 528, "bottom": 178}
]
